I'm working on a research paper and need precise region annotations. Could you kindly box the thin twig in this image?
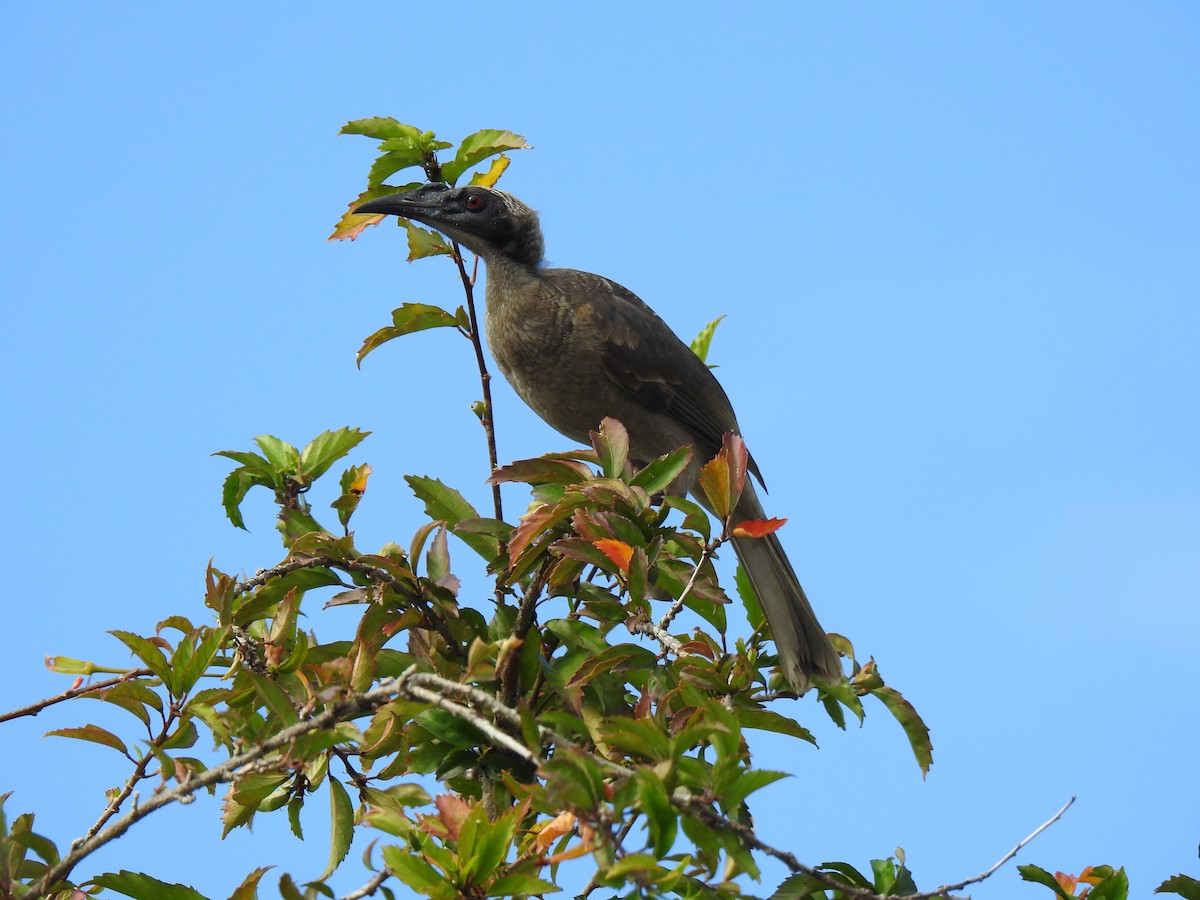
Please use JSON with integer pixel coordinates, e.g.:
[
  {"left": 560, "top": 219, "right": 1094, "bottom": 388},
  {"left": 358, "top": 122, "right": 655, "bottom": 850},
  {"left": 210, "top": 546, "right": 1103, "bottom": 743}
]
[
  {"left": 450, "top": 242, "right": 503, "bottom": 523},
  {"left": 0, "top": 669, "right": 152, "bottom": 723},
  {"left": 916, "top": 795, "right": 1077, "bottom": 899},
  {"left": 339, "top": 868, "right": 392, "bottom": 900}
]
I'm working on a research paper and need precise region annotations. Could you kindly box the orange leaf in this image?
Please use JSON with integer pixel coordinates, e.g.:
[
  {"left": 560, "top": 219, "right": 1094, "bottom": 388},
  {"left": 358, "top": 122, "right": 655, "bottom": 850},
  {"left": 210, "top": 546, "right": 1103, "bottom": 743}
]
[
  {"left": 349, "top": 464, "right": 373, "bottom": 495},
  {"left": 534, "top": 811, "right": 576, "bottom": 852},
  {"left": 731, "top": 517, "right": 787, "bottom": 538},
  {"left": 593, "top": 538, "right": 633, "bottom": 573}
]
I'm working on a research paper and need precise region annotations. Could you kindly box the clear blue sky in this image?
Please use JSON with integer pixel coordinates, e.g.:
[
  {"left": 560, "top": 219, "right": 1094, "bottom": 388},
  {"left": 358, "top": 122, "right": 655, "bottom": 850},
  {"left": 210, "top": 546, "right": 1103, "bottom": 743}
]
[{"left": 2, "top": 3, "right": 1197, "bottom": 898}]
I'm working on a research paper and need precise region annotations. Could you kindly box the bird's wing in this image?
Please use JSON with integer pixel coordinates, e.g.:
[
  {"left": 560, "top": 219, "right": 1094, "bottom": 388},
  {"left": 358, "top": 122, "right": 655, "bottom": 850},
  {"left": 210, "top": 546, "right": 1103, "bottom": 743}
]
[{"left": 543, "top": 269, "right": 765, "bottom": 486}]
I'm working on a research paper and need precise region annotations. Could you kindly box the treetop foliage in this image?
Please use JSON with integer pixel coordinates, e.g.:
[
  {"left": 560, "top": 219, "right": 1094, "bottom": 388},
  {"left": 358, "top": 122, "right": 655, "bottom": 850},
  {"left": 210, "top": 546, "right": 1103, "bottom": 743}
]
[{"left": 1, "top": 118, "right": 1190, "bottom": 900}]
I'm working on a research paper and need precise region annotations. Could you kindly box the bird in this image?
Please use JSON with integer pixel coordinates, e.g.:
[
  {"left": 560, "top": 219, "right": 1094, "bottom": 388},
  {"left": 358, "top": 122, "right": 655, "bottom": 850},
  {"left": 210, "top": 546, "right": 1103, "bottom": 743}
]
[{"left": 355, "top": 183, "right": 841, "bottom": 693}]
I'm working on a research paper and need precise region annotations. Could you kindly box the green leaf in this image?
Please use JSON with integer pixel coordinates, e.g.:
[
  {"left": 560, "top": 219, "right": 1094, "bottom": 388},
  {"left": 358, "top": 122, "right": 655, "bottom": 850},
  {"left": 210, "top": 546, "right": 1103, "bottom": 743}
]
[
  {"left": 1158, "top": 875, "right": 1200, "bottom": 900},
  {"left": 1156, "top": 878, "right": 1200, "bottom": 897},
  {"left": 228, "top": 866, "right": 273, "bottom": 900},
  {"left": 340, "top": 117, "right": 423, "bottom": 143},
  {"left": 871, "top": 685, "right": 933, "bottom": 777},
  {"left": 1018, "top": 865, "right": 1076, "bottom": 899},
  {"left": 486, "top": 872, "right": 560, "bottom": 897},
  {"left": 440, "top": 129, "right": 530, "bottom": 185},
  {"left": 719, "top": 769, "right": 790, "bottom": 813},
  {"left": 689, "top": 315, "right": 725, "bottom": 364},
  {"left": 250, "top": 674, "right": 299, "bottom": 728},
  {"left": 381, "top": 845, "right": 449, "bottom": 896},
  {"left": 568, "top": 644, "right": 659, "bottom": 686},
  {"left": 110, "top": 631, "right": 174, "bottom": 693},
  {"left": 734, "top": 708, "right": 816, "bottom": 745},
  {"left": 253, "top": 435, "right": 300, "bottom": 473},
  {"left": 89, "top": 870, "right": 209, "bottom": 900},
  {"left": 635, "top": 769, "right": 677, "bottom": 858},
  {"left": 367, "top": 148, "right": 425, "bottom": 189},
  {"left": 298, "top": 427, "right": 371, "bottom": 485},
  {"left": 317, "top": 777, "right": 354, "bottom": 882},
  {"left": 403, "top": 220, "right": 451, "bottom": 261},
  {"left": 45, "top": 725, "right": 129, "bottom": 757},
  {"left": 630, "top": 446, "right": 693, "bottom": 496}
]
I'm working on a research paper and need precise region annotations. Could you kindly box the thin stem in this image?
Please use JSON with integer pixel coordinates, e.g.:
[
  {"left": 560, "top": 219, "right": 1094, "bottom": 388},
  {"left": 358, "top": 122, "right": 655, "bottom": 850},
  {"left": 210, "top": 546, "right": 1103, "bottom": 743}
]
[{"left": 450, "top": 242, "right": 503, "bottom": 523}]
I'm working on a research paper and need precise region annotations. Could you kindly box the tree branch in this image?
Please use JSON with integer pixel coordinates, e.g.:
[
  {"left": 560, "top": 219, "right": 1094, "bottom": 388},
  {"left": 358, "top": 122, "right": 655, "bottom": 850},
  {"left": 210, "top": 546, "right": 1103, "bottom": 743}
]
[{"left": 0, "top": 669, "right": 152, "bottom": 723}]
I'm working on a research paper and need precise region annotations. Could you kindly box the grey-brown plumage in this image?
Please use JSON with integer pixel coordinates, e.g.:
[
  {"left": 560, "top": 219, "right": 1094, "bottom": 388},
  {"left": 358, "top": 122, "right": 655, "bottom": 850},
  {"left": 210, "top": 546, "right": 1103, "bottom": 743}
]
[{"left": 355, "top": 183, "right": 841, "bottom": 693}]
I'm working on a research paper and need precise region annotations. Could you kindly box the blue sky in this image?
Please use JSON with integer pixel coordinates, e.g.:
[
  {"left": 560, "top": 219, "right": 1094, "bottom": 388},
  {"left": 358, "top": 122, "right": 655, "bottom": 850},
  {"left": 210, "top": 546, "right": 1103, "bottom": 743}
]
[{"left": 2, "top": 3, "right": 1197, "bottom": 898}]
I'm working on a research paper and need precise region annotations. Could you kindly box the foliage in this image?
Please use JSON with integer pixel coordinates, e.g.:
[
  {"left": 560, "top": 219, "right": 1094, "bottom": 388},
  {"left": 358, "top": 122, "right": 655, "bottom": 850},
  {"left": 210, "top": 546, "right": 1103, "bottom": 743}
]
[{"left": 0, "top": 118, "right": 1164, "bottom": 900}]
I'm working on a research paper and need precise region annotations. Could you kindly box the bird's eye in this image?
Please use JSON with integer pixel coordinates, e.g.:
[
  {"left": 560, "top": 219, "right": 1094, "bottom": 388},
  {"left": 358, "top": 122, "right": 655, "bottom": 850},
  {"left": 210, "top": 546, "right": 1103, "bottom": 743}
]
[{"left": 465, "top": 193, "right": 485, "bottom": 211}]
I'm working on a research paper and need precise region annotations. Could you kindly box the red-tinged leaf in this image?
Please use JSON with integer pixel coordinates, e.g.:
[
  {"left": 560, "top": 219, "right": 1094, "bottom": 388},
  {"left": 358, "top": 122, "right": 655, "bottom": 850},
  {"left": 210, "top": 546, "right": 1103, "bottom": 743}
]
[
  {"left": 871, "top": 683, "right": 933, "bottom": 778},
  {"left": 568, "top": 643, "right": 659, "bottom": 686},
  {"left": 677, "top": 640, "right": 717, "bottom": 660},
  {"left": 329, "top": 185, "right": 413, "bottom": 242},
  {"left": 591, "top": 417, "right": 629, "bottom": 479},
  {"left": 732, "top": 517, "right": 788, "bottom": 539},
  {"left": 698, "top": 453, "right": 732, "bottom": 521},
  {"left": 506, "top": 504, "right": 566, "bottom": 567},
  {"left": 45, "top": 725, "right": 129, "bottom": 757},
  {"left": 593, "top": 539, "right": 633, "bottom": 573},
  {"left": 488, "top": 457, "right": 595, "bottom": 486},
  {"left": 434, "top": 794, "right": 471, "bottom": 841}
]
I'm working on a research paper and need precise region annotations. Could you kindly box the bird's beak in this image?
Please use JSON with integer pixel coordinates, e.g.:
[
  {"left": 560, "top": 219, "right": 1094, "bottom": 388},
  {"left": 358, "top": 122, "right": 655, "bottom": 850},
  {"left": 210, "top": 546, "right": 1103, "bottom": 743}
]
[{"left": 353, "top": 183, "right": 449, "bottom": 219}]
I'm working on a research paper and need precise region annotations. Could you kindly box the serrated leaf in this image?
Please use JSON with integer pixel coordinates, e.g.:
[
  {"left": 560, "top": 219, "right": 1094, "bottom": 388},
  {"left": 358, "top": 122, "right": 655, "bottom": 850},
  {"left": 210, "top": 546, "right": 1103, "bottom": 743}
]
[
  {"left": 367, "top": 147, "right": 424, "bottom": 189},
  {"left": 253, "top": 435, "right": 299, "bottom": 473},
  {"left": 591, "top": 417, "right": 629, "bottom": 479},
  {"left": 635, "top": 769, "right": 676, "bottom": 858},
  {"left": 228, "top": 866, "right": 273, "bottom": 900},
  {"left": 317, "top": 777, "right": 354, "bottom": 882},
  {"left": 720, "top": 769, "right": 790, "bottom": 814},
  {"left": 440, "top": 129, "right": 529, "bottom": 185},
  {"left": 468, "top": 155, "right": 511, "bottom": 188},
  {"left": 298, "top": 427, "right": 371, "bottom": 485},
  {"left": 689, "top": 315, "right": 725, "bottom": 364},
  {"left": 111, "top": 631, "right": 174, "bottom": 692},
  {"left": 340, "top": 117, "right": 423, "bottom": 143},
  {"left": 1157, "top": 875, "right": 1200, "bottom": 900},
  {"left": 45, "top": 725, "right": 129, "bottom": 757},
  {"left": 567, "top": 643, "right": 659, "bottom": 686},
  {"left": 735, "top": 709, "right": 816, "bottom": 745},
  {"left": 871, "top": 684, "right": 933, "bottom": 777},
  {"left": 89, "top": 870, "right": 209, "bottom": 900},
  {"left": 1018, "top": 865, "right": 1076, "bottom": 899},
  {"left": 486, "top": 872, "right": 560, "bottom": 896},
  {"left": 403, "top": 220, "right": 451, "bottom": 261},
  {"left": 630, "top": 446, "right": 693, "bottom": 496}
]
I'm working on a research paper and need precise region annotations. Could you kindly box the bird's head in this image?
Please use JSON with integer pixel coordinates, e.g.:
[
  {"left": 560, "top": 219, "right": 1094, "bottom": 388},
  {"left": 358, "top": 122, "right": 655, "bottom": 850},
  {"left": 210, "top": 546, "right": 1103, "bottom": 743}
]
[{"left": 355, "top": 183, "right": 544, "bottom": 268}]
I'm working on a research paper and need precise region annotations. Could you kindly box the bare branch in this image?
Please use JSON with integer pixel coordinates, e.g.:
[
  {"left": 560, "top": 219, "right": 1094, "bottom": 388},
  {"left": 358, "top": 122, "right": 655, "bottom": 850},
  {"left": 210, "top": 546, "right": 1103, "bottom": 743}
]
[
  {"left": 339, "top": 868, "right": 392, "bottom": 900},
  {"left": 0, "top": 669, "right": 152, "bottom": 723}
]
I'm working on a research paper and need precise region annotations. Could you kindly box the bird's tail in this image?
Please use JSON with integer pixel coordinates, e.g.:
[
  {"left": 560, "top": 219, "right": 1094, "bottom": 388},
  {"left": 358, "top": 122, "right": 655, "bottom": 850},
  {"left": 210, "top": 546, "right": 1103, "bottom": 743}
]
[{"left": 731, "top": 486, "right": 842, "bottom": 694}]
